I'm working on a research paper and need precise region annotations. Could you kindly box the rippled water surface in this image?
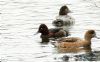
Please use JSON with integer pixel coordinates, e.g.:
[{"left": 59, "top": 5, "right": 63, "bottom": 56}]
[{"left": 0, "top": 0, "right": 100, "bottom": 62}]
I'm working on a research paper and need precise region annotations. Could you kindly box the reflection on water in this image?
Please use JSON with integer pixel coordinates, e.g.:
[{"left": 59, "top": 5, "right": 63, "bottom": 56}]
[
  {"left": 74, "top": 52, "right": 97, "bottom": 61},
  {"left": 61, "top": 51, "right": 100, "bottom": 61},
  {"left": 0, "top": 0, "right": 100, "bottom": 62}
]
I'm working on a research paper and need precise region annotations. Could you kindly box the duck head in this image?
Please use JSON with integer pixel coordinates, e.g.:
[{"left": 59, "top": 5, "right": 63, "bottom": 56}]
[
  {"left": 59, "top": 5, "right": 70, "bottom": 15},
  {"left": 85, "top": 30, "right": 96, "bottom": 41},
  {"left": 38, "top": 24, "right": 49, "bottom": 35}
]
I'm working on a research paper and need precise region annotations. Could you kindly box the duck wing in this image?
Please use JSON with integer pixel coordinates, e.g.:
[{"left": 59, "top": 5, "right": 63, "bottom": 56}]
[
  {"left": 58, "top": 37, "right": 81, "bottom": 42},
  {"left": 49, "top": 28, "right": 61, "bottom": 33}
]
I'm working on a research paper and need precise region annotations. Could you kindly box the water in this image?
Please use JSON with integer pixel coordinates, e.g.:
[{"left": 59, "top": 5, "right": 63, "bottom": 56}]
[{"left": 0, "top": 0, "right": 100, "bottom": 62}]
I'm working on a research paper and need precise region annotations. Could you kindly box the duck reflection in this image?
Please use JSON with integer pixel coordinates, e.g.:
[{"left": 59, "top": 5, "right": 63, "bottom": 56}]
[
  {"left": 61, "top": 51, "right": 98, "bottom": 62},
  {"left": 74, "top": 51, "right": 99, "bottom": 61},
  {"left": 54, "top": 47, "right": 97, "bottom": 62}
]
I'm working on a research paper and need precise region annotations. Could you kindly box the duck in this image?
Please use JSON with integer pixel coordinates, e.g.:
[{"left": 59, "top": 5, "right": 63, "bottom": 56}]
[
  {"left": 53, "top": 30, "right": 98, "bottom": 48},
  {"left": 56, "top": 46, "right": 92, "bottom": 53},
  {"left": 52, "top": 5, "right": 75, "bottom": 27},
  {"left": 37, "top": 24, "right": 70, "bottom": 43}
]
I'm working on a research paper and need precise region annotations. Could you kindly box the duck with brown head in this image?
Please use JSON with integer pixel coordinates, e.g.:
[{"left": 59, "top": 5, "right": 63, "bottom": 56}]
[
  {"left": 59, "top": 5, "right": 70, "bottom": 15},
  {"left": 37, "top": 24, "right": 69, "bottom": 43},
  {"left": 53, "top": 30, "right": 98, "bottom": 48},
  {"left": 52, "top": 5, "right": 75, "bottom": 27}
]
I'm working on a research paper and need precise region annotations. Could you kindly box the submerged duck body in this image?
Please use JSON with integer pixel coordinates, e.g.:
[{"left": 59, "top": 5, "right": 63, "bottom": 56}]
[
  {"left": 53, "top": 30, "right": 97, "bottom": 48},
  {"left": 52, "top": 5, "right": 75, "bottom": 27}
]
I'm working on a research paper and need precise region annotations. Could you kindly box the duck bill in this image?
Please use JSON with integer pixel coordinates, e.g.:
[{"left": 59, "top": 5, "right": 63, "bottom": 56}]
[
  {"left": 94, "top": 36, "right": 100, "bottom": 39},
  {"left": 68, "top": 10, "right": 72, "bottom": 13},
  {"left": 34, "top": 32, "right": 39, "bottom": 35}
]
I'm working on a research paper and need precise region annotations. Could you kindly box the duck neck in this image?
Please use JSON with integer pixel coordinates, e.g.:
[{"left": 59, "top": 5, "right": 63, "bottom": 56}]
[
  {"left": 42, "top": 30, "right": 49, "bottom": 35},
  {"left": 83, "top": 35, "right": 92, "bottom": 47},
  {"left": 84, "top": 35, "right": 92, "bottom": 42}
]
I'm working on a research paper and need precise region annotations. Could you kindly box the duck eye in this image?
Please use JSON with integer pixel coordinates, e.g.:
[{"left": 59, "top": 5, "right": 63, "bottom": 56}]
[
  {"left": 89, "top": 30, "right": 95, "bottom": 34},
  {"left": 40, "top": 28, "right": 43, "bottom": 29}
]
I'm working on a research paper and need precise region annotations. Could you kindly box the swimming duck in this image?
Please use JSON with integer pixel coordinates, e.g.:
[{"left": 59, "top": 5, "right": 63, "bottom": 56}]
[
  {"left": 37, "top": 24, "right": 69, "bottom": 42},
  {"left": 56, "top": 46, "right": 92, "bottom": 53},
  {"left": 52, "top": 5, "right": 75, "bottom": 27},
  {"left": 53, "top": 30, "right": 98, "bottom": 48}
]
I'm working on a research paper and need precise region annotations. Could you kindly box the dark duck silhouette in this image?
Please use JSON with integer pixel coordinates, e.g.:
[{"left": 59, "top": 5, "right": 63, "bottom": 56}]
[{"left": 37, "top": 24, "right": 69, "bottom": 43}]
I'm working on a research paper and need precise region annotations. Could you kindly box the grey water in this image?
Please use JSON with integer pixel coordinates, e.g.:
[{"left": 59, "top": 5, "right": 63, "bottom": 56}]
[{"left": 0, "top": 0, "right": 100, "bottom": 62}]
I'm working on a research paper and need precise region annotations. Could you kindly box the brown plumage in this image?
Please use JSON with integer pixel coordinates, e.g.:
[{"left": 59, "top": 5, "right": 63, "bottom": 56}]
[
  {"left": 37, "top": 24, "right": 69, "bottom": 43},
  {"left": 52, "top": 5, "right": 74, "bottom": 27},
  {"left": 56, "top": 46, "right": 91, "bottom": 53},
  {"left": 54, "top": 30, "right": 97, "bottom": 48},
  {"left": 59, "top": 5, "right": 70, "bottom": 15}
]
